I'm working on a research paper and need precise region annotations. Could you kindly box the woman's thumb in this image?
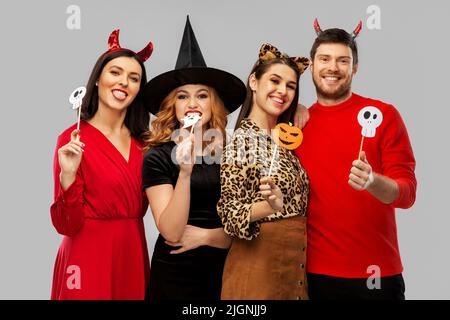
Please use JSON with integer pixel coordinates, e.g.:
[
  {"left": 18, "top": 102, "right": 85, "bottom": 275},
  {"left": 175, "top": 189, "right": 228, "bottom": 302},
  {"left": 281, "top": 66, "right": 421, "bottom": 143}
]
[{"left": 71, "top": 129, "right": 80, "bottom": 141}]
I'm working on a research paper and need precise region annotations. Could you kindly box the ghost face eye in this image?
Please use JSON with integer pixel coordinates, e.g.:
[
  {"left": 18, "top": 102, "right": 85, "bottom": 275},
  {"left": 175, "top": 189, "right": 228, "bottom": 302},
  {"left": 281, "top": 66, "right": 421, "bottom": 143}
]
[
  {"left": 364, "top": 111, "right": 371, "bottom": 119},
  {"left": 373, "top": 114, "right": 378, "bottom": 120},
  {"left": 74, "top": 91, "right": 79, "bottom": 98}
]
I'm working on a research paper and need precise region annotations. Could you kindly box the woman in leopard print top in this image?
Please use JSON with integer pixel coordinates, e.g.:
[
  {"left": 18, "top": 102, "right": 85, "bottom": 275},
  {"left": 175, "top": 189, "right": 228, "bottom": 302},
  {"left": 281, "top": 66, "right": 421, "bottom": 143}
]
[{"left": 217, "top": 43, "right": 310, "bottom": 300}]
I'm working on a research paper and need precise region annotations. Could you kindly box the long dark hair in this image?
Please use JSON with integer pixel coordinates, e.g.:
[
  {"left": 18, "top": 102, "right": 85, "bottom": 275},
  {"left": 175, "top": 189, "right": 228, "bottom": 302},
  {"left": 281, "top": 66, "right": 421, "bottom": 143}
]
[
  {"left": 80, "top": 49, "right": 149, "bottom": 142},
  {"left": 235, "top": 57, "right": 301, "bottom": 130}
]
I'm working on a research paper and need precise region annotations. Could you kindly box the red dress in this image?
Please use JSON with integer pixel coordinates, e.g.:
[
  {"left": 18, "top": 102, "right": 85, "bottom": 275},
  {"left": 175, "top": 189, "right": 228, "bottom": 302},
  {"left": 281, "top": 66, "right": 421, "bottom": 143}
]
[{"left": 50, "top": 121, "right": 150, "bottom": 300}]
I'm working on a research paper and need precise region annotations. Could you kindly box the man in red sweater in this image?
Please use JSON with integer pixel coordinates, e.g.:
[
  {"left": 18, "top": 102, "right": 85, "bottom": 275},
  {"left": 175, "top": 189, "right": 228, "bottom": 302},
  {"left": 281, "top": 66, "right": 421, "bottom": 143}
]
[{"left": 295, "top": 23, "right": 417, "bottom": 299}]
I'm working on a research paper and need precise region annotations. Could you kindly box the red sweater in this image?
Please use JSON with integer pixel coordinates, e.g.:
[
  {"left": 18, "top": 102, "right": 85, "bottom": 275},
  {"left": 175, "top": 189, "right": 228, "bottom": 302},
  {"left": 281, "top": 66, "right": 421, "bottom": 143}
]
[{"left": 295, "top": 93, "right": 416, "bottom": 278}]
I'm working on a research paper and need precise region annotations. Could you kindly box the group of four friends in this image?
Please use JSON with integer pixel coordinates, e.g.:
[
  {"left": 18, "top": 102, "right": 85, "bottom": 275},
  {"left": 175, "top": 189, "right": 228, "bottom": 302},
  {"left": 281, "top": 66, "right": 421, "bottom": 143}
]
[{"left": 50, "top": 16, "right": 417, "bottom": 300}]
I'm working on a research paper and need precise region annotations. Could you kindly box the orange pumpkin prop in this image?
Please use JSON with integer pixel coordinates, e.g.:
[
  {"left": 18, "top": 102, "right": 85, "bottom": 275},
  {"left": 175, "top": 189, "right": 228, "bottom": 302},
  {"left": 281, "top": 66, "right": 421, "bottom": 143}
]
[{"left": 273, "top": 122, "right": 303, "bottom": 150}]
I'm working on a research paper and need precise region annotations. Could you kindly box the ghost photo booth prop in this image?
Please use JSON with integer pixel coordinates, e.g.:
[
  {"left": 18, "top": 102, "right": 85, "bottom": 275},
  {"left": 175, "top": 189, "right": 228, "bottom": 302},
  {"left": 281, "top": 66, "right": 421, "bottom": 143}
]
[
  {"left": 69, "top": 86, "right": 87, "bottom": 139},
  {"left": 181, "top": 113, "right": 202, "bottom": 134},
  {"left": 357, "top": 106, "right": 383, "bottom": 159}
]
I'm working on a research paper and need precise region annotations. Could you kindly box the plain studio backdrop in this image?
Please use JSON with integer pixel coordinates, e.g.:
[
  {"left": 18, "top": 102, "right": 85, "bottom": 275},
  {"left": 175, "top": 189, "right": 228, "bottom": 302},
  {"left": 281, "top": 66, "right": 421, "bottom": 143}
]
[{"left": 0, "top": 0, "right": 445, "bottom": 299}]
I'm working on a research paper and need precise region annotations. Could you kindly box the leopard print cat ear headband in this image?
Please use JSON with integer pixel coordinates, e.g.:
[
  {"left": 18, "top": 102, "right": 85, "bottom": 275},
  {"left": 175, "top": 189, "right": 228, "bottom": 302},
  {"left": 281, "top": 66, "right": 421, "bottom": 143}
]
[{"left": 258, "top": 43, "right": 310, "bottom": 75}]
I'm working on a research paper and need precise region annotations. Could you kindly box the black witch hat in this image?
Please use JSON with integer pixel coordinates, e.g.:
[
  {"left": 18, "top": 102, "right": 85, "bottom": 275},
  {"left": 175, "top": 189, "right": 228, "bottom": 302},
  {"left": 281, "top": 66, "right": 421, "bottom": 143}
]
[{"left": 143, "top": 16, "right": 246, "bottom": 115}]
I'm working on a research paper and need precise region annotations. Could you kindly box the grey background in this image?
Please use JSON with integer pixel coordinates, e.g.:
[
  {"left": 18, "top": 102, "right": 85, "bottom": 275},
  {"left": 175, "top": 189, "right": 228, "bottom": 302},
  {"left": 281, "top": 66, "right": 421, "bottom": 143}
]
[{"left": 0, "top": 0, "right": 446, "bottom": 299}]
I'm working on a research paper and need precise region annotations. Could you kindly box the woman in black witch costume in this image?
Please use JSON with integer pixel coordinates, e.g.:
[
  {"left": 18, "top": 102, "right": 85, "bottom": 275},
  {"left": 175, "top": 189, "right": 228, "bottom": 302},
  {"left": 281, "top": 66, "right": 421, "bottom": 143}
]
[{"left": 141, "top": 16, "right": 246, "bottom": 301}]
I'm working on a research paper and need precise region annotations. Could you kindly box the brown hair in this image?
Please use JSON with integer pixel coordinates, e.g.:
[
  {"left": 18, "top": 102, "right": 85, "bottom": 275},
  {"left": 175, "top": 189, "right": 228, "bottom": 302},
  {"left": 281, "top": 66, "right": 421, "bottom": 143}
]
[
  {"left": 235, "top": 57, "right": 301, "bottom": 130},
  {"left": 143, "top": 85, "right": 227, "bottom": 153}
]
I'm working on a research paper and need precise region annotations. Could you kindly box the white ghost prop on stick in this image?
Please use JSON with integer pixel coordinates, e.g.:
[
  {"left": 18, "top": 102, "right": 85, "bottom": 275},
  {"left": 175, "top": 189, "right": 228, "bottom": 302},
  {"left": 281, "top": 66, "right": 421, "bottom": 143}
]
[
  {"left": 181, "top": 113, "right": 202, "bottom": 133},
  {"left": 69, "top": 86, "right": 86, "bottom": 140},
  {"left": 356, "top": 106, "right": 383, "bottom": 159}
]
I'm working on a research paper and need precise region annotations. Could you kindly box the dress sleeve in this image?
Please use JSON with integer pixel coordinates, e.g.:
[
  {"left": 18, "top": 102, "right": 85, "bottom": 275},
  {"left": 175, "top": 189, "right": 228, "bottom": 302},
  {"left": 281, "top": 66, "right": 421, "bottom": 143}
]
[
  {"left": 216, "top": 134, "right": 262, "bottom": 240},
  {"left": 50, "top": 133, "right": 85, "bottom": 237},
  {"left": 380, "top": 106, "right": 417, "bottom": 209},
  {"left": 142, "top": 145, "right": 176, "bottom": 190}
]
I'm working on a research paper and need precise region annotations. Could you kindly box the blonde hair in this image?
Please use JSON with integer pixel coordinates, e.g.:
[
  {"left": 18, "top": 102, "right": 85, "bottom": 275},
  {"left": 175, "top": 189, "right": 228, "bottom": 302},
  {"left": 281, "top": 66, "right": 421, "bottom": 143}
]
[{"left": 143, "top": 85, "right": 228, "bottom": 153}]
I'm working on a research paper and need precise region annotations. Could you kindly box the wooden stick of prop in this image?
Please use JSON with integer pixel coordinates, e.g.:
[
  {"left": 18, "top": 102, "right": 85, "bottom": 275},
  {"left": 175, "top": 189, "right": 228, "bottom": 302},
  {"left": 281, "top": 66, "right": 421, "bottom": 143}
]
[
  {"left": 76, "top": 107, "right": 82, "bottom": 141},
  {"left": 358, "top": 135, "right": 365, "bottom": 160},
  {"left": 268, "top": 144, "right": 278, "bottom": 177}
]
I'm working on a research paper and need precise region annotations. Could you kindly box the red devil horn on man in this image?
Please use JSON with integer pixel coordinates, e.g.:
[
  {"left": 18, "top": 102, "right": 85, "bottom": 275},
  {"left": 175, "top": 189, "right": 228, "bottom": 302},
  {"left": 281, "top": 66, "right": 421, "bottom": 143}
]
[
  {"left": 314, "top": 18, "right": 323, "bottom": 35},
  {"left": 313, "top": 19, "right": 363, "bottom": 39},
  {"left": 351, "top": 21, "right": 363, "bottom": 38}
]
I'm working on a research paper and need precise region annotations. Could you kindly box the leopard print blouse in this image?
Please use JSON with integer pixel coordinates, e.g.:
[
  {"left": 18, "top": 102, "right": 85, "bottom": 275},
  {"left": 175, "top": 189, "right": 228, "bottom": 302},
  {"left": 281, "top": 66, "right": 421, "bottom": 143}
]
[{"left": 217, "top": 118, "right": 309, "bottom": 240}]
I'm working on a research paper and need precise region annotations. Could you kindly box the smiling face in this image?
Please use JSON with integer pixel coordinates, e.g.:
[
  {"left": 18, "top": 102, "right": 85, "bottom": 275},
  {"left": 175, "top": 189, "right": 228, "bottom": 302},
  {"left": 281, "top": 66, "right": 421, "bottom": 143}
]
[
  {"left": 97, "top": 56, "right": 142, "bottom": 113},
  {"left": 311, "top": 43, "right": 357, "bottom": 105},
  {"left": 174, "top": 84, "right": 212, "bottom": 129},
  {"left": 250, "top": 63, "right": 298, "bottom": 118}
]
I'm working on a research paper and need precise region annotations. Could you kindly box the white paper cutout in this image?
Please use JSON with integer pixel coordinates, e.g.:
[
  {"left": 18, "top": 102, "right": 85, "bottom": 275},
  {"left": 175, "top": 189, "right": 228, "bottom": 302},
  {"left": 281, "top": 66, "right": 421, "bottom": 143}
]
[
  {"left": 357, "top": 106, "right": 383, "bottom": 138},
  {"left": 181, "top": 113, "right": 202, "bottom": 129},
  {"left": 69, "top": 86, "right": 86, "bottom": 110}
]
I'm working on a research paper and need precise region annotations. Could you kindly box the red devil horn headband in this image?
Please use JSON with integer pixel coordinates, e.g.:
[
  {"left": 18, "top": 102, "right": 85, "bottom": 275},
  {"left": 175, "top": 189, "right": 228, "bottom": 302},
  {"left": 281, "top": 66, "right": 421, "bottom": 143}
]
[
  {"left": 351, "top": 21, "right": 363, "bottom": 38},
  {"left": 314, "top": 19, "right": 363, "bottom": 39},
  {"left": 314, "top": 18, "right": 323, "bottom": 35},
  {"left": 107, "top": 29, "right": 154, "bottom": 62}
]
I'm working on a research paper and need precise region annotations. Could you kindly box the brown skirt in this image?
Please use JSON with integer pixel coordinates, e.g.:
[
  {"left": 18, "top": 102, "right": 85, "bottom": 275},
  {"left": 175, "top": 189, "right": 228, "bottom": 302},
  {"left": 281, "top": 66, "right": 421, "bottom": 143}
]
[{"left": 221, "top": 215, "right": 308, "bottom": 300}]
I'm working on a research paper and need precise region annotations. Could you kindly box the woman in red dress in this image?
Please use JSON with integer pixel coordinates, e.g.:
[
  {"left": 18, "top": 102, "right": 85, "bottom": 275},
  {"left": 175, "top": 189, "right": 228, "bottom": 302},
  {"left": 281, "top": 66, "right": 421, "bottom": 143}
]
[{"left": 50, "top": 30, "right": 153, "bottom": 299}]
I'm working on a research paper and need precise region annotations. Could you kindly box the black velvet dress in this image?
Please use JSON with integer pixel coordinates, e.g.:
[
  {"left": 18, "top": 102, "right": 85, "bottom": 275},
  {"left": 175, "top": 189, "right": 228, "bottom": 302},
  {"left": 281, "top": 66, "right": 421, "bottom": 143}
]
[{"left": 142, "top": 142, "right": 228, "bottom": 301}]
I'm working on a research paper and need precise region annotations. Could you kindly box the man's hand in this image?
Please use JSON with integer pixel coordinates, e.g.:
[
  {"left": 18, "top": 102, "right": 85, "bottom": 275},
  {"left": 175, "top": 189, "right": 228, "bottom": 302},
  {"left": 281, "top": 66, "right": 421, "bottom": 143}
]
[
  {"left": 294, "top": 103, "right": 310, "bottom": 129},
  {"left": 348, "top": 151, "right": 374, "bottom": 191}
]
